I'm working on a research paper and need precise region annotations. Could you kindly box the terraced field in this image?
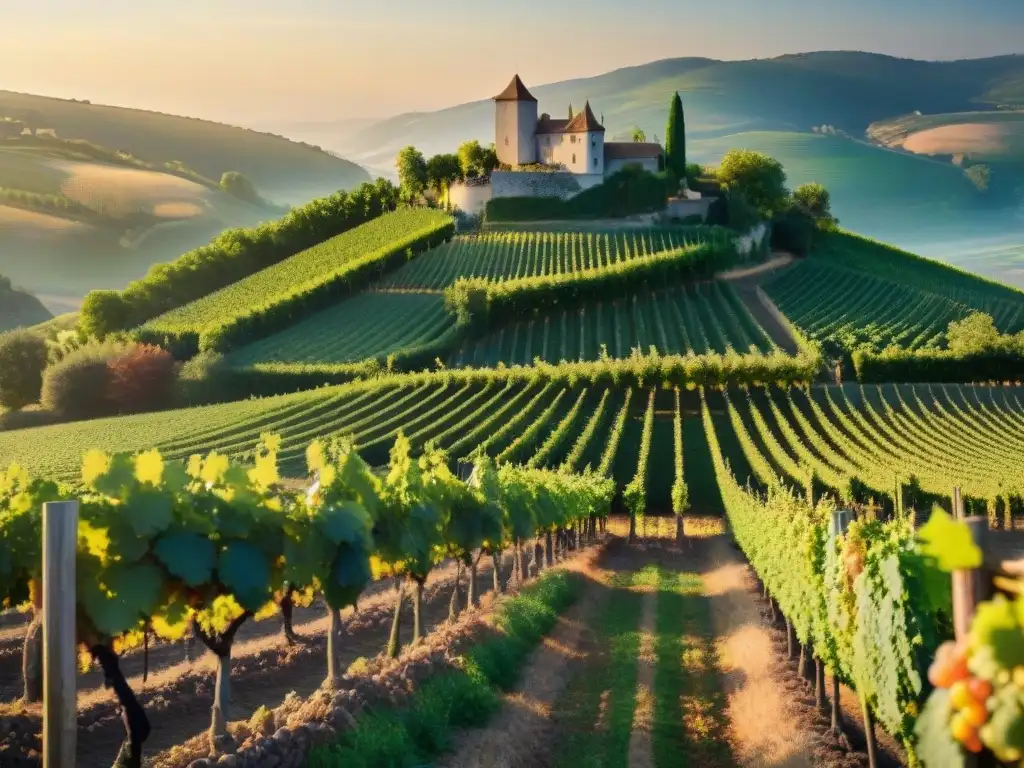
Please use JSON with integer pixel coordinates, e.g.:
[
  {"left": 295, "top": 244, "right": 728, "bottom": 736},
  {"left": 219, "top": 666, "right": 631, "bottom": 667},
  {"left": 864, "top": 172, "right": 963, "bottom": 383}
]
[
  {"left": 224, "top": 291, "right": 454, "bottom": 366},
  {"left": 451, "top": 281, "right": 776, "bottom": 366},
  {"left": 764, "top": 232, "right": 1024, "bottom": 353},
  {"left": 378, "top": 228, "right": 711, "bottom": 289}
]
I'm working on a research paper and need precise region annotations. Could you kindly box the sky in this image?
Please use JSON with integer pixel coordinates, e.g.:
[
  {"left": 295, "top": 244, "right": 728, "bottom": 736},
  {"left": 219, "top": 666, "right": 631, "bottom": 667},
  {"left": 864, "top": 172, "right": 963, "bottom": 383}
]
[{"left": 4, "top": 0, "right": 1024, "bottom": 126}]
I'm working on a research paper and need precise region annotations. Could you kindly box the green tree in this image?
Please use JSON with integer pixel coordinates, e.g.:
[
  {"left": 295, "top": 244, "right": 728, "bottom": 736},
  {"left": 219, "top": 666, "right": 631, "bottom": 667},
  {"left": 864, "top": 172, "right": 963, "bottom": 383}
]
[
  {"left": 0, "top": 330, "right": 48, "bottom": 410},
  {"left": 793, "top": 182, "right": 837, "bottom": 229},
  {"left": 457, "top": 140, "right": 486, "bottom": 178},
  {"left": 947, "top": 312, "right": 1001, "bottom": 354},
  {"left": 568, "top": 103, "right": 574, "bottom": 119},
  {"left": 631, "top": 127, "right": 646, "bottom": 142},
  {"left": 426, "top": 153, "right": 463, "bottom": 207},
  {"left": 717, "top": 149, "right": 788, "bottom": 218},
  {"left": 395, "top": 146, "right": 428, "bottom": 201},
  {"left": 219, "top": 171, "right": 265, "bottom": 206},
  {"left": 480, "top": 143, "right": 499, "bottom": 176},
  {"left": 665, "top": 92, "right": 687, "bottom": 180}
]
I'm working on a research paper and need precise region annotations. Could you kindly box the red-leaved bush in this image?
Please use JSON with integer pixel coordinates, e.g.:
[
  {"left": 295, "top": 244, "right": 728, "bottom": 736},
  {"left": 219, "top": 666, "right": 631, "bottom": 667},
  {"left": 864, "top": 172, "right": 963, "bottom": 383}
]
[{"left": 106, "top": 344, "right": 176, "bottom": 415}]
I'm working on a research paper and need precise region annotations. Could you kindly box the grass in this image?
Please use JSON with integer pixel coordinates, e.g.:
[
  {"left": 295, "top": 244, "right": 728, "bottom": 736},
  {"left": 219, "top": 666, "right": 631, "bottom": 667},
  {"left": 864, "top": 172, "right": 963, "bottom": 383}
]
[
  {"left": 652, "top": 568, "right": 732, "bottom": 768},
  {"left": 551, "top": 570, "right": 644, "bottom": 768},
  {"left": 305, "top": 570, "right": 583, "bottom": 768}
]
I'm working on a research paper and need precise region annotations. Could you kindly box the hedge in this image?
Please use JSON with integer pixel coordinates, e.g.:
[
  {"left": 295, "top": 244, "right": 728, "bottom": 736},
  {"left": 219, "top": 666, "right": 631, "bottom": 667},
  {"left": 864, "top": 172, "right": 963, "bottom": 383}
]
[
  {"left": 485, "top": 166, "right": 669, "bottom": 222},
  {"left": 852, "top": 345, "right": 1024, "bottom": 383},
  {"left": 79, "top": 179, "right": 400, "bottom": 337}
]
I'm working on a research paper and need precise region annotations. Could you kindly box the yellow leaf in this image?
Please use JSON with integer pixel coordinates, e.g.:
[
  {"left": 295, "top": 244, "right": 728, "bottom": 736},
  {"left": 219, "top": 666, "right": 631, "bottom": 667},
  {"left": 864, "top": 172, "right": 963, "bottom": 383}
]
[
  {"left": 306, "top": 441, "right": 326, "bottom": 474},
  {"left": 200, "top": 453, "right": 230, "bottom": 486},
  {"left": 186, "top": 454, "right": 203, "bottom": 479},
  {"left": 134, "top": 449, "right": 165, "bottom": 487},
  {"left": 82, "top": 450, "right": 112, "bottom": 487},
  {"left": 248, "top": 451, "right": 279, "bottom": 491},
  {"left": 78, "top": 520, "right": 111, "bottom": 561},
  {"left": 151, "top": 613, "right": 190, "bottom": 641}
]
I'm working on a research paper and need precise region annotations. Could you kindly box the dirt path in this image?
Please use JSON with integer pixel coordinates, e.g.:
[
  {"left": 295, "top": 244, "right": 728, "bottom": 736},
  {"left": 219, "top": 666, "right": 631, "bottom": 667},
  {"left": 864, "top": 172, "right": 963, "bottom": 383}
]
[
  {"left": 436, "top": 559, "right": 606, "bottom": 768},
  {"left": 703, "top": 533, "right": 816, "bottom": 768},
  {"left": 717, "top": 253, "right": 794, "bottom": 281}
]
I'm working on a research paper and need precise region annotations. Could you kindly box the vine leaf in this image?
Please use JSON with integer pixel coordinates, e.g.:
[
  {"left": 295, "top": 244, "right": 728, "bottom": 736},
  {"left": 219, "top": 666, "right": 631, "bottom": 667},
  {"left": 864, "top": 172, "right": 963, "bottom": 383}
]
[
  {"left": 914, "top": 688, "right": 966, "bottom": 768},
  {"left": 81, "top": 561, "right": 165, "bottom": 638},
  {"left": 967, "top": 595, "right": 1024, "bottom": 676},
  {"left": 154, "top": 532, "right": 216, "bottom": 586},
  {"left": 916, "top": 509, "right": 981, "bottom": 572},
  {"left": 218, "top": 541, "right": 270, "bottom": 612}
]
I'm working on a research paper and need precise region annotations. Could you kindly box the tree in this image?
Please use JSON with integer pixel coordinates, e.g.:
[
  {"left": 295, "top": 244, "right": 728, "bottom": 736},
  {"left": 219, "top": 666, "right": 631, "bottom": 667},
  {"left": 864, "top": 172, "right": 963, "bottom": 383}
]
[
  {"left": 947, "top": 312, "right": 1002, "bottom": 354},
  {"left": 717, "top": 149, "right": 788, "bottom": 218},
  {"left": 457, "top": 140, "right": 486, "bottom": 179},
  {"left": 0, "top": 330, "right": 48, "bottom": 410},
  {"left": 480, "top": 144, "right": 499, "bottom": 176},
  {"left": 665, "top": 92, "right": 687, "bottom": 180},
  {"left": 793, "top": 182, "right": 837, "bottom": 229},
  {"left": 631, "top": 127, "right": 646, "bottom": 143},
  {"left": 395, "top": 146, "right": 428, "bottom": 201},
  {"left": 568, "top": 103, "right": 574, "bottom": 119},
  {"left": 219, "top": 171, "right": 265, "bottom": 206},
  {"left": 426, "top": 153, "right": 463, "bottom": 208}
]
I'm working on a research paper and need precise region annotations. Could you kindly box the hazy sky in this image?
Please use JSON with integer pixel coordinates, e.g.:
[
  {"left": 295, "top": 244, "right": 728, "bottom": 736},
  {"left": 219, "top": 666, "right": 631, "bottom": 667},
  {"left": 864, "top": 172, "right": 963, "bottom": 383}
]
[{"left": 6, "top": 0, "right": 1023, "bottom": 125}]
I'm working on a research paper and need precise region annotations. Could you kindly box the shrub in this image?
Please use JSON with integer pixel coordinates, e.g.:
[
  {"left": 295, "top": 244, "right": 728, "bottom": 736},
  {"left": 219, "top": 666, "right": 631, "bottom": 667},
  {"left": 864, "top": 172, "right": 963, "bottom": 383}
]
[
  {"left": 107, "top": 344, "right": 177, "bottom": 414},
  {"left": 717, "top": 149, "right": 788, "bottom": 218},
  {"left": 0, "top": 330, "right": 49, "bottom": 410},
  {"left": 41, "top": 341, "right": 125, "bottom": 420},
  {"left": 706, "top": 189, "right": 759, "bottom": 232}
]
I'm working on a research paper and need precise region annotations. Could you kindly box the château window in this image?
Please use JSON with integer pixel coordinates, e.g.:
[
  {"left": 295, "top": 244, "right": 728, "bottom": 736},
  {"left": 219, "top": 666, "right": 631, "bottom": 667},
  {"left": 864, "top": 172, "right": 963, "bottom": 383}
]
[
  {"left": 570, "top": 135, "right": 576, "bottom": 144},
  {"left": 593, "top": 158, "right": 598, "bottom": 168},
  {"left": 504, "top": 136, "right": 509, "bottom": 146},
  {"left": 591, "top": 137, "right": 596, "bottom": 147},
  {"left": 572, "top": 153, "right": 576, "bottom": 164}
]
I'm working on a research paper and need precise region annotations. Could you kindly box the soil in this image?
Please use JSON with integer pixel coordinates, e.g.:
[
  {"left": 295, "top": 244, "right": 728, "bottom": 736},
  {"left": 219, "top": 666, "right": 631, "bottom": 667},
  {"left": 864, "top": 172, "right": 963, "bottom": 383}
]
[{"left": 627, "top": 585, "right": 657, "bottom": 768}]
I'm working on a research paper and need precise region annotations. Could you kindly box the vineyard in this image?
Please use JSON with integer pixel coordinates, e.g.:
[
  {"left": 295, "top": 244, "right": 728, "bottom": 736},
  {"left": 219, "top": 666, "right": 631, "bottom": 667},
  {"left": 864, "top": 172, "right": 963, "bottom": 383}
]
[
  {"left": 377, "top": 227, "right": 722, "bottom": 289},
  {"left": 224, "top": 291, "right": 454, "bottom": 367},
  {"left": 3, "top": 178, "right": 1024, "bottom": 768},
  {"left": 451, "top": 280, "right": 778, "bottom": 367}
]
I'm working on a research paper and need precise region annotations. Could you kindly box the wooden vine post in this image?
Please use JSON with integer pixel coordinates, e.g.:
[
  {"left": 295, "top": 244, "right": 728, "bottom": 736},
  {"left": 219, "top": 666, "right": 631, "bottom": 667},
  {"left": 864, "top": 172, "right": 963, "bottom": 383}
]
[
  {"left": 949, "top": 487, "right": 992, "bottom": 768},
  {"left": 42, "top": 500, "right": 78, "bottom": 768},
  {"left": 830, "top": 509, "right": 853, "bottom": 740}
]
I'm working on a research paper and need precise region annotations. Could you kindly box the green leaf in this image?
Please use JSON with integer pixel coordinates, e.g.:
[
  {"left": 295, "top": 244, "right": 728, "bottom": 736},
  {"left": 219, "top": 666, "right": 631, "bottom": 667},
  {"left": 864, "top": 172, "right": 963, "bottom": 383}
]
[
  {"left": 154, "top": 532, "right": 215, "bottom": 587},
  {"left": 81, "top": 561, "right": 165, "bottom": 638},
  {"left": 968, "top": 595, "right": 1024, "bottom": 674},
  {"left": 916, "top": 509, "right": 982, "bottom": 572},
  {"left": 319, "top": 501, "right": 372, "bottom": 546},
  {"left": 979, "top": 685, "right": 1024, "bottom": 763},
  {"left": 90, "top": 454, "right": 137, "bottom": 497},
  {"left": 322, "top": 545, "right": 371, "bottom": 609},
  {"left": 218, "top": 541, "right": 270, "bottom": 612},
  {"left": 914, "top": 688, "right": 966, "bottom": 768},
  {"left": 125, "top": 488, "right": 174, "bottom": 538}
]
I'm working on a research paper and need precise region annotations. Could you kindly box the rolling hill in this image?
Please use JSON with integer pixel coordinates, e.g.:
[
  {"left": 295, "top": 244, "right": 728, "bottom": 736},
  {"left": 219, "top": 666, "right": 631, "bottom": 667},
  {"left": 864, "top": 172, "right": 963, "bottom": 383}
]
[
  {"left": 0, "top": 90, "right": 370, "bottom": 203},
  {"left": 0, "top": 276, "right": 51, "bottom": 332},
  {"left": 333, "top": 52, "right": 1024, "bottom": 168}
]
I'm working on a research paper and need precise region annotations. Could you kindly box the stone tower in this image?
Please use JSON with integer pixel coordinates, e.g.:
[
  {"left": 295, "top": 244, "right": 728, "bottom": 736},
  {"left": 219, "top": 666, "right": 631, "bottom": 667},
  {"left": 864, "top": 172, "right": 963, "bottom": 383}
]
[{"left": 493, "top": 75, "right": 538, "bottom": 167}]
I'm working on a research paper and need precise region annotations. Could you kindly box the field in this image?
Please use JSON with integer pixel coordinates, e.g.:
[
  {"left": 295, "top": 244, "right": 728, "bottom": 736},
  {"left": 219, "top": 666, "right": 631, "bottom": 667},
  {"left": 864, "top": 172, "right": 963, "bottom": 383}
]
[
  {"left": 451, "top": 281, "right": 778, "bottom": 367},
  {"left": 378, "top": 228, "right": 704, "bottom": 290},
  {"left": 141, "top": 208, "right": 452, "bottom": 346},
  {"left": 868, "top": 110, "right": 1024, "bottom": 162},
  {"left": 224, "top": 291, "right": 454, "bottom": 367}
]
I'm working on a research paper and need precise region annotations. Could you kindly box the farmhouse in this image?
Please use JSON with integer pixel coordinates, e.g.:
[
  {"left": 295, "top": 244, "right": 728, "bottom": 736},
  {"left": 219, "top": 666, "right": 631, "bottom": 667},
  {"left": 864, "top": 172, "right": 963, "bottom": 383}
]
[{"left": 493, "top": 75, "right": 662, "bottom": 178}]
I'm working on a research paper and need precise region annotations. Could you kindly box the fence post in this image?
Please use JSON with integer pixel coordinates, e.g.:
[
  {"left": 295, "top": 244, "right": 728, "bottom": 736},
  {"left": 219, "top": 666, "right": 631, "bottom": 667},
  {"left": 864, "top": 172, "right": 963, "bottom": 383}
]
[
  {"left": 951, "top": 487, "right": 989, "bottom": 642},
  {"left": 43, "top": 500, "right": 78, "bottom": 768}
]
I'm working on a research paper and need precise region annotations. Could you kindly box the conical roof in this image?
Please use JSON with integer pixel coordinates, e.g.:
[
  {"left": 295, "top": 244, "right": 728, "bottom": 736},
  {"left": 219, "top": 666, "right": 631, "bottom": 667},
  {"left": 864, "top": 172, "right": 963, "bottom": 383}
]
[
  {"left": 564, "top": 101, "right": 605, "bottom": 133},
  {"left": 493, "top": 75, "right": 538, "bottom": 102}
]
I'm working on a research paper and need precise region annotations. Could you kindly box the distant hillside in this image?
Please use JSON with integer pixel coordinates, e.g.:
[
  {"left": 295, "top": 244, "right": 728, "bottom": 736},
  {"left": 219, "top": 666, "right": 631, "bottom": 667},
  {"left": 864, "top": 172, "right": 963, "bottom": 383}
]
[
  {"left": 0, "top": 90, "right": 371, "bottom": 204},
  {"left": 0, "top": 276, "right": 52, "bottom": 332},
  {"left": 335, "top": 52, "right": 1024, "bottom": 167}
]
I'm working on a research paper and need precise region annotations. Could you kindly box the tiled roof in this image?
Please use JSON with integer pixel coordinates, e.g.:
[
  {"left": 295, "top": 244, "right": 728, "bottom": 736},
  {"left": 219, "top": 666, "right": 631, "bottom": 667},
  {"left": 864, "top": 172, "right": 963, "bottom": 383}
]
[
  {"left": 493, "top": 75, "right": 537, "bottom": 102},
  {"left": 604, "top": 142, "right": 663, "bottom": 160},
  {"left": 536, "top": 115, "right": 570, "bottom": 135},
  {"left": 563, "top": 101, "right": 604, "bottom": 133}
]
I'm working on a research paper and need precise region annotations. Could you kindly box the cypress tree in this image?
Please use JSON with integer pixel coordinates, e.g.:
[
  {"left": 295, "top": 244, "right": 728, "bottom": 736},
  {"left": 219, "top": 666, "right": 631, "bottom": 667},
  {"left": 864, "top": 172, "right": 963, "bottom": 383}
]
[
  {"left": 568, "top": 103, "right": 574, "bottom": 119},
  {"left": 665, "top": 91, "right": 686, "bottom": 180}
]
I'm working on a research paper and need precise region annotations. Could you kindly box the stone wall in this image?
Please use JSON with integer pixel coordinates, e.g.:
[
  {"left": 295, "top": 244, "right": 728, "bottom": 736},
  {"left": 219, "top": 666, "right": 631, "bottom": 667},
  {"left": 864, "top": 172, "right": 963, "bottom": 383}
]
[
  {"left": 666, "top": 197, "right": 713, "bottom": 221},
  {"left": 490, "top": 170, "right": 581, "bottom": 200},
  {"left": 449, "top": 180, "right": 493, "bottom": 215}
]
